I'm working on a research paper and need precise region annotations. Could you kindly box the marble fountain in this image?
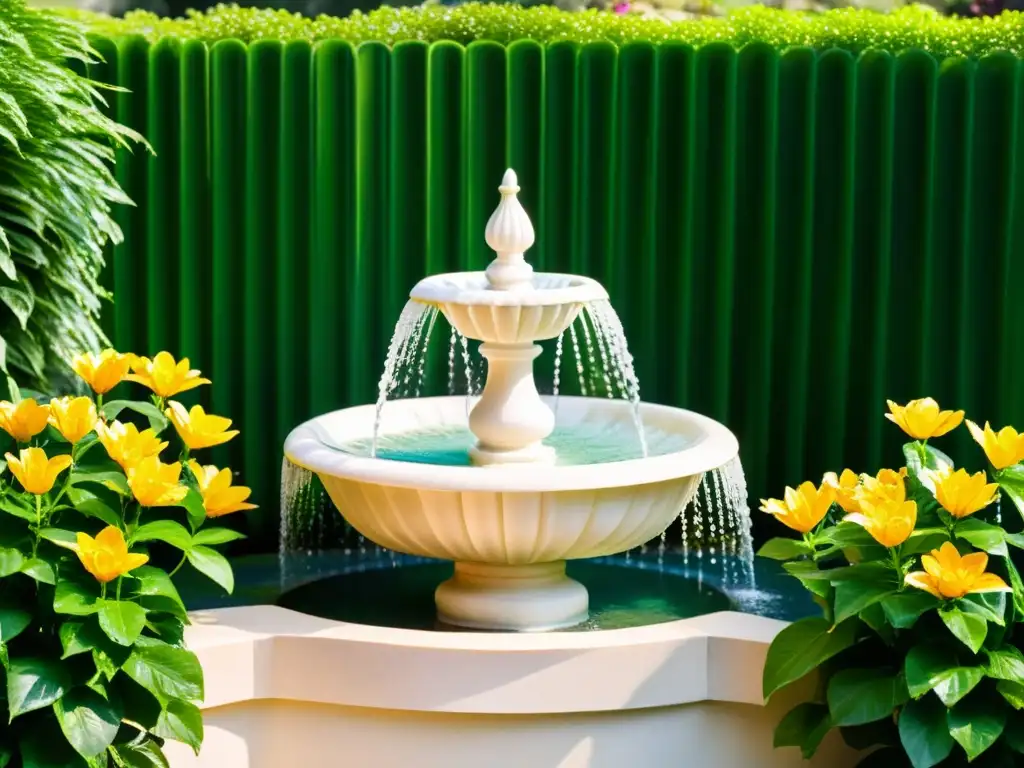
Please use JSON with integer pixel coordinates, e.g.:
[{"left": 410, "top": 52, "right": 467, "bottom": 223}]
[{"left": 165, "top": 172, "right": 858, "bottom": 768}]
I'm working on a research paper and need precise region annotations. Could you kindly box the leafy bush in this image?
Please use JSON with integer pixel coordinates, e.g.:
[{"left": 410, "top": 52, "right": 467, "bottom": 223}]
[
  {"left": 64, "top": 2, "right": 1024, "bottom": 59},
  {"left": 759, "top": 398, "right": 1024, "bottom": 767},
  {"left": 0, "top": 348, "right": 254, "bottom": 766},
  {"left": 0, "top": 0, "right": 142, "bottom": 391}
]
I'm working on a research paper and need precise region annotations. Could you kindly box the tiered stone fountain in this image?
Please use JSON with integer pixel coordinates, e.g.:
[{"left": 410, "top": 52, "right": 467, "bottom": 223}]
[
  {"left": 283, "top": 169, "right": 738, "bottom": 632},
  {"left": 169, "top": 172, "right": 858, "bottom": 768}
]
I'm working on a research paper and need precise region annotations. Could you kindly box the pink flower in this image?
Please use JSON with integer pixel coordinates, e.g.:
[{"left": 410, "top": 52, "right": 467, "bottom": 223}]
[{"left": 614, "top": 2, "right": 630, "bottom": 12}]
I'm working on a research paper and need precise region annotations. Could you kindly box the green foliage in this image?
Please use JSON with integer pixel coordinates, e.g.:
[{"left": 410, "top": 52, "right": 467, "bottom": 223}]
[
  {"left": 0, "top": 0, "right": 142, "bottom": 390},
  {"left": 62, "top": 2, "right": 1024, "bottom": 60},
  {"left": 0, "top": 362, "right": 247, "bottom": 765},
  {"left": 760, "top": 417, "right": 1024, "bottom": 765}
]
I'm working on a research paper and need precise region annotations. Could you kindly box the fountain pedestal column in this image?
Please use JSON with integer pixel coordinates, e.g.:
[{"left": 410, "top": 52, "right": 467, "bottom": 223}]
[
  {"left": 468, "top": 343, "right": 555, "bottom": 465},
  {"left": 435, "top": 562, "right": 588, "bottom": 631}
]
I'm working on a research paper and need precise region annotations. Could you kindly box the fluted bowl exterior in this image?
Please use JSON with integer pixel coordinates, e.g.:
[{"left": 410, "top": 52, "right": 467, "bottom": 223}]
[
  {"left": 320, "top": 474, "right": 700, "bottom": 564},
  {"left": 439, "top": 301, "right": 583, "bottom": 344},
  {"left": 284, "top": 396, "right": 738, "bottom": 565}
]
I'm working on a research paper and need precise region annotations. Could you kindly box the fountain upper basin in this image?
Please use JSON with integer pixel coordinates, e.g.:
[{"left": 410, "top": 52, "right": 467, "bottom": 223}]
[
  {"left": 409, "top": 272, "right": 608, "bottom": 343},
  {"left": 283, "top": 396, "right": 738, "bottom": 566}
]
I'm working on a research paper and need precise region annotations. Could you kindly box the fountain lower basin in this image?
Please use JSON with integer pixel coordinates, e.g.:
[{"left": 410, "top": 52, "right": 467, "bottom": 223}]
[{"left": 284, "top": 396, "right": 738, "bottom": 631}]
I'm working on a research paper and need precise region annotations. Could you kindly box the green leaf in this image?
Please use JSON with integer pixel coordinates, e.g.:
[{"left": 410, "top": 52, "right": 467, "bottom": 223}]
[
  {"left": 0, "top": 497, "right": 36, "bottom": 522},
  {"left": 905, "top": 645, "right": 984, "bottom": 706},
  {"left": 773, "top": 702, "right": 831, "bottom": 759},
  {"left": 787, "top": 561, "right": 893, "bottom": 582},
  {"left": 176, "top": 489, "right": 207, "bottom": 532},
  {"left": 0, "top": 606, "right": 30, "bottom": 644},
  {"left": 0, "top": 284, "right": 33, "bottom": 330},
  {"left": 997, "top": 679, "right": 1024, "bottom": 709},
  {"left": 940, "top": 606, "right": 987, "bottom": 653},
  {"left": 881, "top": 591, "right": 939, "bottom": 629},
  {"left": 763, "top": 618, "right": 860, "bottom": 700},
  {"left": 140, "top": 595, "right": 189, "bottom": 622},
  {"left": 757, "top": 537, "right": 811, "bottom": 561},
  {"left": 898, "top": 696, "right": 954, "bottom": 768},
  {"left": 826, "top": 669, "right": 907, "bottom": 726},
  {"left": 7, "top": 657, "right": 69, "bottom": 718},
  {"left": 38, "top": 528, "right": 78, "bottom": 550},
  {"left": 960, "top": 592, "right": 1007, "bottom": 626},
  {"left": 186, "top": 545, "right": 233, "bottom": 594},
  {"left": 124, "top": 637, "right": 203, "bottom": 702},
  {"left": 955, "top": 518, "right": 1008, "bottom": 556},
  {"left": 904, "top": 443, "right": 953, "bottom": 480},
  {"left": 54, "top": 581, "right": 100, "bottom": 616},
  {"left": 131, "top": 521, "right": 191, "bottom": 551},
  {"left": 822, "top": 522, "right": 879, "bottom": 549},
  {"left": 833, "top": 580, "right": 898, "bottom": 625},
  {"left": 154, "top": 699, "right": 203, "bottom": 754},
  {"left": 0, "top": 547, "right": 24, "bottom": 577},
  {"left": 1004, "top": 555, "right": 1024, "bottom": 618},
  {"left": 858, "top": 602, "right": 894, "bottom": 643},
  {"left": 66, "top": 487, "right": 121, "bottom": 526},
  {"left": 54, "top": 687, "right": 121, "bottom": 757},
  {"left": 100, "top": 401, "right": 169, "bottom": 433},
  {"left": 59, "top": 621, "right": 95, "bottom": 659},
  {"left": 900, "top": 530, "right": 950, "bottom": 558},
  {"left": 947, "top": 696, "right": 1006, "bottom": 761},
  {"left": 19, "top": 558, "right": 54, "bottom": 584},
  {"left": 92, "top": 649, "right": 120, "bottom": 681},
  {"left": 112, "top": 740, "right": 170, "bottom": 768},
  {"left": 131, "top": 566, "right": 185, "bottom": 610},
  {"left": 98, "top": 600, "right": 146, "bottom": 646},
  {"left": 191, "top": 527, "right": 245, "bottom": 546},
  {"left": 147, "top": 616, "right": 185, "bottom": 647},
  {"left": 985, "top": 646, "right": 1024, "bottom": 682},
  {"left": 996, "top": 465, "right": 1024, "bottom": 520},
  {"left": 70, "top": 471, "right": 130, "bottom": 498}
]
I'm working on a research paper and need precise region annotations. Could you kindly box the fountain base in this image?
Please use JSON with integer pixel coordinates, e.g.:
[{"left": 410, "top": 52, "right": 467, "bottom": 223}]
[{"left": 435, "top": 561, "right": 589, "bottom": 631}]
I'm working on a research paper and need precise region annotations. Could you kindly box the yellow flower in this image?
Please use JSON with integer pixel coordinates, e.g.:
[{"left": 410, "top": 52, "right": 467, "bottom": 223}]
[
  {"left": 0, "top": 399, "right": 50, "bottom": 442},
  {"left": 126, "top": 352, "right": 210, "bottom": 399},
  {"left": 127, "top": 456, "right": 188, "bottom": 507},
  {"left": 759, "top": 481, "right": 836, "bottom": 534},
  {"left": 845, "top": 499, "right": 917, "bottom": 548},
  {"left": 189, "top": 460, "right": 257, "bottom": 518},
  {"left": 823, "top": 469, "right": 861, "bottom": 513},
  {"left": 929, "top": 467, "right": 999, "bottom": 519},
  {"left": 48, "top": 396, "right": 98, "bottom": 444},
  {"left": 905, "top": 542, "right": 1011, "bottom": 600},
  {"left": 5, "top": 447, "right": 72, "bottom": 495},
  {"left": 166, "top": 401, "right": 238, "bottom": 450},
  {"left": 966, "top": 420, "right": 1024, "bottom": 471},
  {"left": 854, "top": 468, "right": 906, "bottom": 508},
  {"left": 96, "top": 420, "right": 168, "bottom": 472},
  {"left": 71, "top": 349, "right": 131, "bottom": 395},
  {"left": 75, "top": 526, "right": 148, "bottom": 584},
  {"left": 886, "top": 398, "right": 964, "bottom": 440}
]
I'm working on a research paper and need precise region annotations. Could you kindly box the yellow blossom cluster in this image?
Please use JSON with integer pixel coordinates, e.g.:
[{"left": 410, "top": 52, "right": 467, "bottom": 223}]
[
  {"left": 760, "top": 397, "right": 1019, "bottom": 602},
  {"left": 0, "top": 348, "right": 258, "bottom": 583}
]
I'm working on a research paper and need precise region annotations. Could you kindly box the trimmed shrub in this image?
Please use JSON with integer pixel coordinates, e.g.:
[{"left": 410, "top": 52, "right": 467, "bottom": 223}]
[{"left": 67, "top": 2, "right": 1024, "bottom": 59}]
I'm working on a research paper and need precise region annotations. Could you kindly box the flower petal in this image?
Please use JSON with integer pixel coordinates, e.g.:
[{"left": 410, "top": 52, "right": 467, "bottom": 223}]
[
  {"left": 905, "top": 572, "right": 942, "bottom": 599},
  {"left": 968, "top": 574, "right": 1012, "bottom": 594}
]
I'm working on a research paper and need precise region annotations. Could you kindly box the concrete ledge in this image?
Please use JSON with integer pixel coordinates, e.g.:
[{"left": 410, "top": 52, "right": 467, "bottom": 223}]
[{"left": 167, "top": 607, "right": 860, "bottom": 768}]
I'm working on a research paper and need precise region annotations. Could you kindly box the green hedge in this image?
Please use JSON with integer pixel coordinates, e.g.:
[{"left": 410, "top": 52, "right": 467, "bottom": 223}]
[{"left": 68, "top": 3, "right": 1024, "bottom": 60}]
